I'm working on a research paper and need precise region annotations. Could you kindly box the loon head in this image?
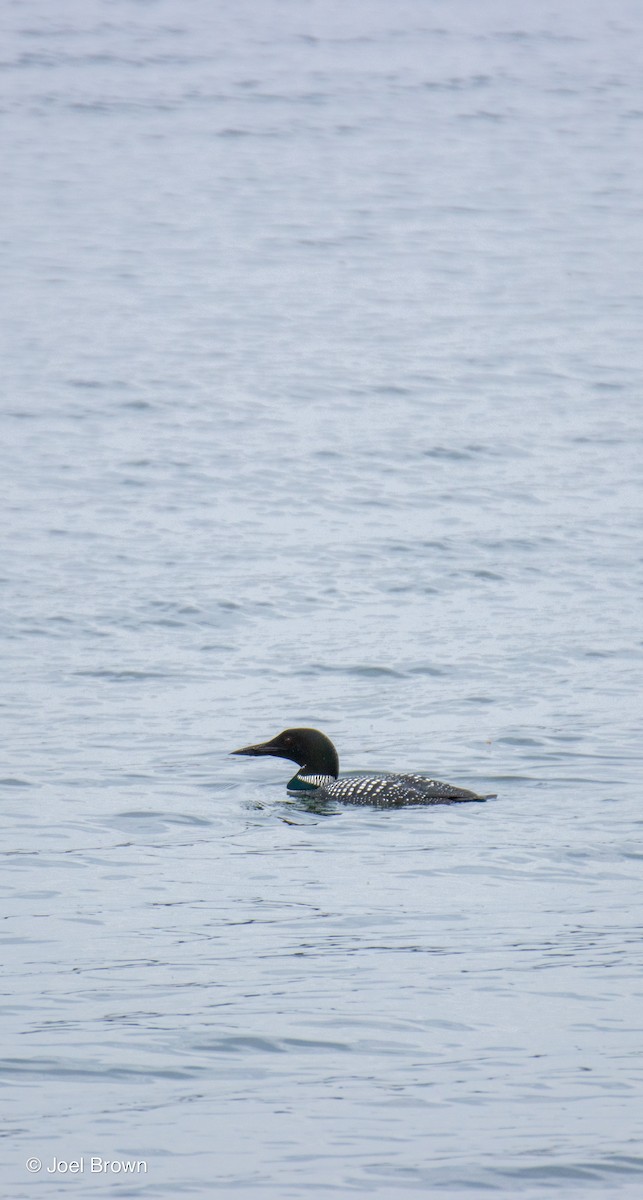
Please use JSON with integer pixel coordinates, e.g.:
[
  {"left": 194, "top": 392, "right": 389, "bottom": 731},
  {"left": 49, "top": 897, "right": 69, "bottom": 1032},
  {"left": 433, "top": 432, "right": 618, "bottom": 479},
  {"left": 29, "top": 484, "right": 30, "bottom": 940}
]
[{"left": 232, "top": 727, "right": 339, "bottom": 779}]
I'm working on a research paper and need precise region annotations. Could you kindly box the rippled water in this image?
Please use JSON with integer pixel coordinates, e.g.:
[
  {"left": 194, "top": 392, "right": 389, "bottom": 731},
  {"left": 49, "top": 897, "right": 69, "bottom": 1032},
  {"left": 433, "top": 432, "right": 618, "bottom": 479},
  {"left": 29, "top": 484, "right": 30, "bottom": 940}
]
[{"left": 2, "top": 1, "right": 643, "bottom": 1196}]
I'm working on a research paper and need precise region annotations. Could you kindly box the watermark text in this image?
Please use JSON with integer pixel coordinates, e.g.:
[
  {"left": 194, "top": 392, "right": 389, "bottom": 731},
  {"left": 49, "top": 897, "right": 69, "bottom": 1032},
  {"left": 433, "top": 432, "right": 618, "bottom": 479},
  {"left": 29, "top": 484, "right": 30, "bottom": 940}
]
[{"left": 27, "top": 1156, "right": 148, "bottom": 1175}]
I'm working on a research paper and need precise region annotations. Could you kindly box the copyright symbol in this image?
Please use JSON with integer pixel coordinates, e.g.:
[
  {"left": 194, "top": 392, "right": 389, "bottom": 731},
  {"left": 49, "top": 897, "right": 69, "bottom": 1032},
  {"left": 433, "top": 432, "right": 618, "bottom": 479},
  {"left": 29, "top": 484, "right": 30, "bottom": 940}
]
[{"left": 26, "top": 1158, "right": 42, "bottom": 1172}]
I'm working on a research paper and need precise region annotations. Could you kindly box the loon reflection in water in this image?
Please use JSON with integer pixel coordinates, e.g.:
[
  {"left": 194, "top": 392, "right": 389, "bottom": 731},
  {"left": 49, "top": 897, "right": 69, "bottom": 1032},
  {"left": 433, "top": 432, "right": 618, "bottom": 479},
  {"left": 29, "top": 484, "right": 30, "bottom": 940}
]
[{"left": 233, "top": 727, "right": 494, "bottom": 807}]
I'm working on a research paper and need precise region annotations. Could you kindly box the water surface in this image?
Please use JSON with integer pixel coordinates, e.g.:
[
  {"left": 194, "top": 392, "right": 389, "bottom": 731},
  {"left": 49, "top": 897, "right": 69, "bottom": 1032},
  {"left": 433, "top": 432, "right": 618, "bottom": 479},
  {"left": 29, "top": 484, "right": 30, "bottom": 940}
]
[{"left": 2, "top": 1, "right": 643, "bottom": 1196}]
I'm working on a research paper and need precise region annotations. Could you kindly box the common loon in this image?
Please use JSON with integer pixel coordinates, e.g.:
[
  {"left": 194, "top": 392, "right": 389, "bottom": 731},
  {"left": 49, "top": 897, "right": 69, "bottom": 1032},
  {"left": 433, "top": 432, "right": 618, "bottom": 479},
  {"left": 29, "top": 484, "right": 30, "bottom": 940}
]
[{"left": 233, "top": 727, "right": 491, "bottom": 806}]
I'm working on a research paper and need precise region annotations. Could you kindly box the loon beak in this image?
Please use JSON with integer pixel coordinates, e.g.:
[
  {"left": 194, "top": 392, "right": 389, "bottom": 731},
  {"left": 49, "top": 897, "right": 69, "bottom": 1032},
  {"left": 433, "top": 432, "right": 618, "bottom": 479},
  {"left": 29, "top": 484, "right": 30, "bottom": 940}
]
[
  {"left": 232, "top": 731, "right": 301, "bottom": 765},
  {"left": 232, "top": 739, "right": 277, "bottom": 757}
]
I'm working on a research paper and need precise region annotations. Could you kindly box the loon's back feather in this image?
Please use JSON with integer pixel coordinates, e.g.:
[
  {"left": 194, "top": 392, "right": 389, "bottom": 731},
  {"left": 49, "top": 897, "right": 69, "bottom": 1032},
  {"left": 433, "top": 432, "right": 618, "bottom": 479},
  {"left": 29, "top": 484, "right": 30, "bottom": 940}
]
[{"left": 298, "top": 771, "right": 484, "bottom": 806}]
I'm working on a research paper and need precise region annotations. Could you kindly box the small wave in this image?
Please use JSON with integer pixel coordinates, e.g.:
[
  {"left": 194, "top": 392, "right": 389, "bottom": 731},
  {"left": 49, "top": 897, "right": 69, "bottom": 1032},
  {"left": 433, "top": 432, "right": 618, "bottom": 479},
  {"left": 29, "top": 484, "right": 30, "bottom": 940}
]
[
  {"left": 0, "top": 1057, "right": 200, "bottom": 1081},
  {"left": 305, "top": 663, "right": 406, "bottom": 679},
  {"left": 73, "top": 669, "right": 171, "bottom": 680}
]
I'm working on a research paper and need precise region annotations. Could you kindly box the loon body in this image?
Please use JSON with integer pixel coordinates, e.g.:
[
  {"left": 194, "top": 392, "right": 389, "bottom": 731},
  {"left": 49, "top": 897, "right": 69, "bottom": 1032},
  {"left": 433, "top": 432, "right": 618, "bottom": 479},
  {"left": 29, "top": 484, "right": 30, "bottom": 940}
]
[{"left": 233, "top": 728, "right": 491, "bottom": 807}]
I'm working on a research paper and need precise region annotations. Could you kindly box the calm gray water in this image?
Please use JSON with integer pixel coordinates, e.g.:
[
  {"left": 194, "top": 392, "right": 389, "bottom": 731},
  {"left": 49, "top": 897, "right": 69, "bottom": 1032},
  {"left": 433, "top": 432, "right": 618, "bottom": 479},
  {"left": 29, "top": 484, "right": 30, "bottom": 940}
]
[{"left": 2, "top": 1, "right": 643, "bottom": 1196}]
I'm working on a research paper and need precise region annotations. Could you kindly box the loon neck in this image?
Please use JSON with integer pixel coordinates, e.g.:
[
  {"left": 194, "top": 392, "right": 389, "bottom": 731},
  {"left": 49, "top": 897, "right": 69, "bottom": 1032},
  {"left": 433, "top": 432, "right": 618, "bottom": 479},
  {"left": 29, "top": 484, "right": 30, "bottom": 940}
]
[{"left": 288, "top": 770, "right": 336, "bottom": 792}]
